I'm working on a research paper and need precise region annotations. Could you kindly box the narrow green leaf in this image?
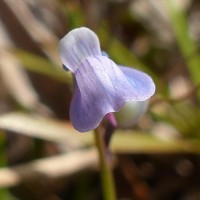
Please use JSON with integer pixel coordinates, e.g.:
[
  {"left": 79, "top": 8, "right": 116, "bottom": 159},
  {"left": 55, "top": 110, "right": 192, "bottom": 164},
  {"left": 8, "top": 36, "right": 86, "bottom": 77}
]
[
  {"left": 111, "top": 131, "right": 200, "bottom": 154},
  {"left": 14, "top": 49, "right": 73, "bottom": 86},
  {"left": 165, "top": 0, "right": 200, "bottom": 98}
]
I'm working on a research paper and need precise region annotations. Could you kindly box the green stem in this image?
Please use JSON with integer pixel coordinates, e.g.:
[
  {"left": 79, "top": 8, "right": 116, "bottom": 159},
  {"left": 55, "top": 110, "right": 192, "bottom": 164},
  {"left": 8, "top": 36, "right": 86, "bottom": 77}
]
[{"left": 94, "top": 127, "right": 116, "bottom": 200}]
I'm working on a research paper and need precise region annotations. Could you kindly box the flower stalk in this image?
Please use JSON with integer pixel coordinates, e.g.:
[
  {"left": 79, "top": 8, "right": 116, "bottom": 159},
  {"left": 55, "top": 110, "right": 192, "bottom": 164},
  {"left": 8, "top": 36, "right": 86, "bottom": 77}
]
[{"left": 94, "top": 127, "right": 116, "bottom": 200}]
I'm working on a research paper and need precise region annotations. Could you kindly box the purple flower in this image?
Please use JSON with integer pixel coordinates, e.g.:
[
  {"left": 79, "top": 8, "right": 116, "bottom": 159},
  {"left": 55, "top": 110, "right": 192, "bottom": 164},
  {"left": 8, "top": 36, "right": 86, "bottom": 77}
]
[{"left": 59, "top": 27, "right": 155, "bottom": 132}]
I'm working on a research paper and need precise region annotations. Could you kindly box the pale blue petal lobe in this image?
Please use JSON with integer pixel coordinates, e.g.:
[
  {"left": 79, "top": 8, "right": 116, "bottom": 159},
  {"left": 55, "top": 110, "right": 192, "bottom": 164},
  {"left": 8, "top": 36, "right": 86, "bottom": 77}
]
[
  {"left": 59, "top": 27, "right": 101, "bottom": 72},
  {"left": 120, "top": 66, "right": 155, "bottom": 100},
  {"left": 70, "top": 56, "right": 153, "bottom": 132}
]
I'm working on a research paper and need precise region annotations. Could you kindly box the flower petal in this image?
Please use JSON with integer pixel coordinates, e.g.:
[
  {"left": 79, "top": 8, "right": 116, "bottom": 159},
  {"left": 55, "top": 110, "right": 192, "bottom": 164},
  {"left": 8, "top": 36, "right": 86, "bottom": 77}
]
[
  {"left": 59, "top": 27, "right": 101, "bottom": 72},
  {"left": 70, "top": 56, "right": 151, "bottom": 132},
  {"left": 119, "top": 66, "right": 155, "bottom": 100},
  {"left": 115, "top": 100, "right": 149, "bottom": 128}
]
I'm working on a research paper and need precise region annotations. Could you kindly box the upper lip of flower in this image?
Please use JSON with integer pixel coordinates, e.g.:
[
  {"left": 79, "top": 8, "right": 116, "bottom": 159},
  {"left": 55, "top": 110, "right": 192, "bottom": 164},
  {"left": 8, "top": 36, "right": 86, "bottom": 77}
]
[
  {"left": 59, "top": 27, "right": 102, "bottom": 73},
  {"left": 59, "top": 27, "right": 155, "bottom": 132}
]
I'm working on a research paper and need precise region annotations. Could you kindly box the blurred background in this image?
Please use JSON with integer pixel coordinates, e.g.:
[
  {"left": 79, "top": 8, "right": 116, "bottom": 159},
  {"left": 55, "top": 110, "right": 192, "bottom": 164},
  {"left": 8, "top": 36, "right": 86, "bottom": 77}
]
[{"left": 1, "top": 0, "right": 200, "bottom": 199}]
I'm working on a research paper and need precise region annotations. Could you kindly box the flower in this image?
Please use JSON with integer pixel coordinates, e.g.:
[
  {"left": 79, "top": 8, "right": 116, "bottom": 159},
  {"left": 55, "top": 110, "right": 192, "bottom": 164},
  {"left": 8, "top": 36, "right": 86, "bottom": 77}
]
[{"left": 59, "top": 27, "right": 155, "bottom": 132}]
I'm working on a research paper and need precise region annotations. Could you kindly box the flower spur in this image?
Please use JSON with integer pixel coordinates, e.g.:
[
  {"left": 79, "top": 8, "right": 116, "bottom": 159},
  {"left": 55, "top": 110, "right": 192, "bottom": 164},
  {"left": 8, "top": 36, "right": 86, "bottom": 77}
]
[{"left": 59, "top": 27, "right": 155, "bottom": 132}]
